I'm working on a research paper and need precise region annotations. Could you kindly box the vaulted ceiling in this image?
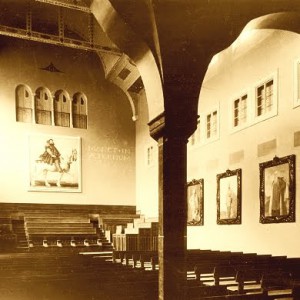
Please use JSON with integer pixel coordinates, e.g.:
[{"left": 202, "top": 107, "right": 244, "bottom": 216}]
[
  {"left": 0, "top": 0, "right": 143, "bottom": 120},
  {"left": 88, "top": 0, "right": 300, "bottom": 135}
]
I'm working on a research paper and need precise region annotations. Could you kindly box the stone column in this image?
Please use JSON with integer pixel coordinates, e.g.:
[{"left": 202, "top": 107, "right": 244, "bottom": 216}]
[{"left": 149, "top": 112, "right": 195, "bottom": 300}]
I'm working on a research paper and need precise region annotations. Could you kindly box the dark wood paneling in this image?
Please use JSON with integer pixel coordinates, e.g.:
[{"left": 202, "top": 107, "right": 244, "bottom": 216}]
[{"left": 0, "top": 202, "right": 136, "bottom": 217}]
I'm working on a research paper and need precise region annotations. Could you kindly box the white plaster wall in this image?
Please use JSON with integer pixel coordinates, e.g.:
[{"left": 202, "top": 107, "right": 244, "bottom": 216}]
[
  {"left": 135, "top": 30, "right": 300, "bottom": 257},
  {"left": 0, "top": 37, "right": 136, "bottom": 206},
  {"left": 134, "top": 90, "right": 159, "bottom": 217},
  {"left": 187, "top": 30, "right": 300, "bottom": 257}
]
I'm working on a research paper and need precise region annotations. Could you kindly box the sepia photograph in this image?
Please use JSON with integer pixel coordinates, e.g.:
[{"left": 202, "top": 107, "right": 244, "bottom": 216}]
[
  {"left": 260, "top": 155, "right": 296, "bottom": 224},
  {"left": 0, "top": 1, "right": 300, "bottom": 299},
  {"left": 187, "top": 179, "right": 204, "bottom": 226}
]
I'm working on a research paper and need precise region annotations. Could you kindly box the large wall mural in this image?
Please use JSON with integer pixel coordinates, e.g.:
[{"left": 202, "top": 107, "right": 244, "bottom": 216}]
[{"left": 28, "top": 134, "right": 81, "bottom": 192}]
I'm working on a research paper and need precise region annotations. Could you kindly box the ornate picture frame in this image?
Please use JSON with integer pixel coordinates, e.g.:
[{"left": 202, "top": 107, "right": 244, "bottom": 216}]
[
  {"left": 187, "top": 179, "right": 204, "bottom": 226},
  {"left": 28, "top": 134, "right": 82, "bottom": 192},
  {"left": 217, "top": 169, "right": 242, "bottom": 225},
  {"left": 259, "top": 155, "right": 295, "bottom": 224}
]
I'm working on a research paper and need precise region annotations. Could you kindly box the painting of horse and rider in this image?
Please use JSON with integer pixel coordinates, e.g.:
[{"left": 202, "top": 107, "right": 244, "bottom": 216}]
[{"left": 28, "top": 135, "right": 81, "bottom": 192}]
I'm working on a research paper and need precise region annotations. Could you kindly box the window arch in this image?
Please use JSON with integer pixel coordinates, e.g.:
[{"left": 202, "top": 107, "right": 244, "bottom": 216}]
[
  {"left": 15, "top": 84, "right": 33, "bottom": 123},
  {"left": 54, "top": 90, "right": 71, "bottom": 127},
  {"left": 72, "top": 92, "right": 87, "bottom": 129},
  {"left": 35, "top": 87, "right": 52, "bottom": 125}
]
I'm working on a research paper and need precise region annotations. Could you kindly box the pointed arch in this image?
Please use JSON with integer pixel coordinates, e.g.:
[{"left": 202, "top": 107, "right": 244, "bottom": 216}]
[
  {"left": 242, "top": 12, "right": 300, "bottom": 35},
  {"left": 91, "top": 0, "right": 164, "bottom": 121}
]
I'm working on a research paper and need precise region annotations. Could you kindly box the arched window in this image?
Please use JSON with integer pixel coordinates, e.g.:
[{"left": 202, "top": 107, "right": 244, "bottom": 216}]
[
  {"left": 15, "top": 84, "right": 33, "bottom": 123},
  {"left": 72, "top": 92, "right": 87, "bottom": 129},
  {"left": 35, "top": 87, "right": 52, "bottom": 125},
  {"left": 54, "top": 90, "right": 70, "bottom": 127}
]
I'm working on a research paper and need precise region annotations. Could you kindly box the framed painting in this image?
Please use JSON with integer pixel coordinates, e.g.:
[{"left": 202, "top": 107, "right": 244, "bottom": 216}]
[
  {"left": 187, "top": 179, "right": 204, "bottom": 226},
  {"left": 259, "top": 155, "right": 295, "bottom": 224},
  {"left": 28, "top": 134, "right": 81, "bottom": 192},
  {"left": 217, "top": 169, "right": 242, "bottom": 225}
]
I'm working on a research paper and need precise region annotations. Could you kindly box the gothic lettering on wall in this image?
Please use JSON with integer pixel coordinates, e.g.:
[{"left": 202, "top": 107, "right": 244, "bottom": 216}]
[
  {"left": 187, "top": 179, "right": 204, "bottom": 226},
  {"left": 28, "top": 134, "right": 81, "bottom": 192},
  {"left": 259, "top": 155, "right": 295, "bottom": 224},
  {"left": 87, "top": 145, "right": 132, "bottom": 162},
  {"left": 217, "top": 168, "right": 242, "bottom": 225}
]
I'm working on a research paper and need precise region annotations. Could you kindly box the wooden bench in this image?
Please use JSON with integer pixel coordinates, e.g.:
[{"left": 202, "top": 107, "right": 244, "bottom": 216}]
[
  {"left": 27, "top": 228, "right": 97, "bottom": 234},
  {"left": 23, "top": 212, "right": 101, "bottom": 248},
  {"left": 187, "top": 285, "right": 229, "bottom": 299},
  {"left": 189, "top": 250, "right": 258, "bottom": 271},
  {"left": 25, "top": 217, "right": 91, "bottom": 223},
  {"left": 261, "top": 270, "right": 293, "bottom": 299},
  {"left": 113, "top": 250, "right": 158, "bottom": 269},
  {"left": 99, "top": 214, "right": 141, "bottom": 233},
  {"left": 198, "top": 293, "right": 266, "bottom": 299}
]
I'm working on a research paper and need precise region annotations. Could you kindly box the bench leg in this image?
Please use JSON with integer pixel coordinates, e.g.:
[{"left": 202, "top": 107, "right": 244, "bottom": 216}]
[
  {"left": 133, "top": 256, "right": 137, "bottom": 268},
  {"left": 151, "top": 257, "right": 155, "bottom": 270},
  {"left": 140, "top": 254, "right": 145, "bottom": 269},
  {"left": 238, "top": 282, "right": 244, "bottom": 294}
]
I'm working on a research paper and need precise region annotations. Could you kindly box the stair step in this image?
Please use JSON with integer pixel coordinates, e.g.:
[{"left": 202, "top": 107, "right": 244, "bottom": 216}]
[{"left": 12, "top": 220, "right": 28, "bottom": 250}]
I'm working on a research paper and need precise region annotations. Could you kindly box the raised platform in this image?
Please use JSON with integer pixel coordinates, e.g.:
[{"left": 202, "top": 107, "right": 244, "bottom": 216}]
[{"left": 0, "top": 202, "right": 137, "bottom": 252}]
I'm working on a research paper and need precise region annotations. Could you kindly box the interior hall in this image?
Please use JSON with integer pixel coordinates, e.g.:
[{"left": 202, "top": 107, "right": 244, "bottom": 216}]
[{"left": 0, "top": 1, "right": 300, "bottom": 299}]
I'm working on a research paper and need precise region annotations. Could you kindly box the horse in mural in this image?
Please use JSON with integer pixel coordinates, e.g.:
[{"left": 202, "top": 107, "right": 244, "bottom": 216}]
[{"left": 31, "top": 149, "right": 78, "bottom": 188}]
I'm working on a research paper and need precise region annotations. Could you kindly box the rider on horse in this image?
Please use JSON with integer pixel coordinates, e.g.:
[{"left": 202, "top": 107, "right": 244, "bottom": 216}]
[{"left": 39, "top": 139, "right": 63, "bottom": 173}]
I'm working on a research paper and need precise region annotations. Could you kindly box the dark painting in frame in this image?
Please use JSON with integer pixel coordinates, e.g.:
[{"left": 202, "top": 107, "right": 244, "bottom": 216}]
[
  {"left": 259, "top": 155, "right": 295, "bottom": 224},
  {"left": 217, "top": 168, "right": 242, "bottom": 225},
  {"left": 187, "top": 179, "right": 204, "bottom": 226}
]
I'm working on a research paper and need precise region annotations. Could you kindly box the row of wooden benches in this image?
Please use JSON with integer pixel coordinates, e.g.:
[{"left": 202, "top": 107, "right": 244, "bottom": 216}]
[
  {"left": 29, "top": 238, "right": 103, "bottom": 247},
  {"left": 1, "top": 247, "right": 299, "bottom": 299},
  {"left": 0, "top": 250, "right": 158, "bottom": 300},
  {"left": 0, "top": 211, "right": 143, "bottom": 250},
  {"left": 112, "top": 249, "right": 300, "bottom": 299},
  {"left": 113, "top": 249, "right": 290, "bottom": 270},
  {"left": 112, "top": 217, "right": 159, "bottom": 252}
]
